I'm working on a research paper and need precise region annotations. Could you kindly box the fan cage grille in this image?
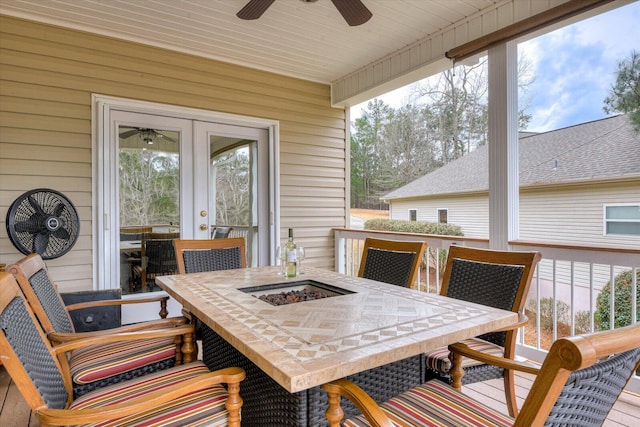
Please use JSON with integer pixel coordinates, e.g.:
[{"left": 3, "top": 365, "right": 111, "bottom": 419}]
[{"left": 6, "top": 189, "right": 80, "bottom": 260}]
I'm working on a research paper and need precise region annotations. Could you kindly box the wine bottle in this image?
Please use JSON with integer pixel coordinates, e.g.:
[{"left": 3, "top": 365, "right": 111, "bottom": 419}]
[{"left": 285, "top": 228, "right": 297, "bottom": 277}]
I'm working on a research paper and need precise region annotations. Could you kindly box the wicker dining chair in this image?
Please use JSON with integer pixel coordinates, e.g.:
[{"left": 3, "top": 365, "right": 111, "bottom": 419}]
[
  {"left": 424, "top": 245, "right": 541, "bottom": 417},
  {"left": 0, "top": 271, "right": 245, "bottom": 427},
  {"left": 211, "top": 226, "right": 233, "bottom": 239},
  {"left": 7, "top": 253, "right": 194, "bottom": 397},
  {"left": 132, "top": 232, "right": 180, "bottom": 292},
  {"left": 357, "top": 238, "right": 426, "bottom": 288},
  {"left": 324, "top": 322, "right": 640, "bottom": 427},
  {"left": 121, "top": 226, "right": 153, "bottom": 291},
  {"left": 174, "top": 237, "right": 247, "bottom": 339},
  {"left": 174, "top": 237, "right": 247, "bottom": 274}
]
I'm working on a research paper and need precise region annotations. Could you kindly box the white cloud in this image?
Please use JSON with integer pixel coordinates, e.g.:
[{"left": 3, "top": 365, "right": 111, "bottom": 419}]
[
  {"left": 351, "top": 2, "right": 640, "bottom": 132},
  {"left": 517, "top": 2, "right": 639, "bottom": 132}
]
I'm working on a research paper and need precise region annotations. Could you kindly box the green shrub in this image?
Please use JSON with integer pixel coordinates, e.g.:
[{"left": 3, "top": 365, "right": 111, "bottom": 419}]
[
  {"left": 364, "top": 218, "right": 463, "bottom": 236},
  {"left": 594, "top": 269, "right": 640, "bottom": 330}
]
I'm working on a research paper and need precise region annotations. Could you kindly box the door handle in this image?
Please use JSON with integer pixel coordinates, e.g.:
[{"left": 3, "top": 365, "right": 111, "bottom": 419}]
[{"left": 200, "top": 224, "right": 208, "bottom": 231}]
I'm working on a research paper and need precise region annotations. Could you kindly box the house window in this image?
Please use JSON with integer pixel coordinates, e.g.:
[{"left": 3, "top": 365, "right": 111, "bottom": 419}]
[
  {"left": 409, "top": 209, "right": 417, "bottom": 221},
  {"left": 605, "top": 204, "right": 640, "bottom": 236},
  {"left": 438, "top": 209, "right": 448, "bottom": 224}
]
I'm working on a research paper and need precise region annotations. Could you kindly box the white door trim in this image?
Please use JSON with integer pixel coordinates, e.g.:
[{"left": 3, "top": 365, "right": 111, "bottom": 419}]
[{"left": 92, "top": 94, "right": 280, "bottom": 294}]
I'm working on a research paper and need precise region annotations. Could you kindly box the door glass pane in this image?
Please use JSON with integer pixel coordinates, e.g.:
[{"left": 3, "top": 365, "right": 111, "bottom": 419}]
[
  {"left": 210, "top": 137, "right": 258, "bottom": 266},
  {"left": 118, "top": 126, "right": 180, "bottom": 294}
]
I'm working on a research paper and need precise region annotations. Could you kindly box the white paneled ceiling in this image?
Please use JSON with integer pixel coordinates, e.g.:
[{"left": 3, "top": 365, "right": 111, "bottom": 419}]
[{"left": 0, "top": 0, "right": 626, "bottom": 106}]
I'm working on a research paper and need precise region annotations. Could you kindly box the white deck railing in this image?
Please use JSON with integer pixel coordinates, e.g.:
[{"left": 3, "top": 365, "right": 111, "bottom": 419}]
[{"left": 333, "top": 228, "right": 640, "bottom": 392}]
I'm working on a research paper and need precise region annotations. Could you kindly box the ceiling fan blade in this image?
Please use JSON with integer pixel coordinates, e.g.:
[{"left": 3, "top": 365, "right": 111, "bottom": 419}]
[
  {"left": 331, "top": 0, "right": 372, "bottom": 26},
  {"left": 237, "top": 0, "right": 276, "bottom": 20},
  {"left": 120, "top": 129, "right": 141, "bottom": 139},
  {"left": 34, "top": 232, "right": 50, "bottom": 254}
]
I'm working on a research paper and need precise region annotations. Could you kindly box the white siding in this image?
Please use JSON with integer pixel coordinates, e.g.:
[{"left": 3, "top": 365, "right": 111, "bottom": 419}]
[
  {"left": 520, "top": 181, "right": 640, "bottom": 246},
  {"left": 389, "top": 181, "right": 640, "bottom": 312},
  {"left": 389, "top": 195, "right": 489, "bottom": 238},
  {"left": 390, "top": 180, "right": 640, "bottom": 246}
]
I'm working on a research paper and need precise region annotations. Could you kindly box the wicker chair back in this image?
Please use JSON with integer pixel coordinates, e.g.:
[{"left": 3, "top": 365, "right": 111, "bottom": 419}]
[
  {"left": 174, "top": 238, "right": 247, "bottom": 274},
  {"left": 546, "top": 345, "right": 640, "bottom": 426},
  {"left": 6, "top": 254, "right": 74, "bottom": 335},
  {"left": 0, "top": 272, "right": 70, "bottom": 409},
  {"left": 357, "top": 238, "right": 426, "bottom": 288}
]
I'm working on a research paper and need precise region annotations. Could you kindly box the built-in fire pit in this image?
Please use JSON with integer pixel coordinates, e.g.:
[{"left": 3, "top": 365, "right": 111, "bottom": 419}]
[{"left": 240, "top": 280, "right": 354, "bottom": 306}]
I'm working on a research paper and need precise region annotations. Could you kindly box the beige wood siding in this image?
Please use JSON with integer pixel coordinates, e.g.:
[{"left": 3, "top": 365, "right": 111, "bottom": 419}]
[
  {"left": 0, "top": 15, "right": 346, "bottom": 290},
  {"left": 389, "top": 195, "right": 489, "bottom": 238}
]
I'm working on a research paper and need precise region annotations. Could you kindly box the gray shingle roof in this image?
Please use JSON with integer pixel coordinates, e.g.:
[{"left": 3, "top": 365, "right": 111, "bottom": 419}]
[{"left": 382, "top": 115, "right": 640, "bottom": 201}]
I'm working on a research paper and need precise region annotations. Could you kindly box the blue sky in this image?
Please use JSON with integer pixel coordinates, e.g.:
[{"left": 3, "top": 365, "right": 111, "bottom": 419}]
[
  {"left": 351, "top": 2, "right": 640, "bottom": 133},
  {"left": 522, "top": 1, "right": 640, "bottom": 132}
]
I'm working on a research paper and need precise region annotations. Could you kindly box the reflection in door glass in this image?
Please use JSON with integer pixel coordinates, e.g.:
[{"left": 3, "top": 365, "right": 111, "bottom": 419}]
[
  {"left": 210, "top": 138, "right": 257, "bottom": 266},
  {"left": 118, "top": 126, "right": 180, "bottom": 294}
]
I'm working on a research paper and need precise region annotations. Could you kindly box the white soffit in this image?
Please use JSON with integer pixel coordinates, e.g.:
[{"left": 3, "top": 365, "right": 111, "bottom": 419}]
[{"left": 0, "top": 0, "right": 627, "bottom": 107}]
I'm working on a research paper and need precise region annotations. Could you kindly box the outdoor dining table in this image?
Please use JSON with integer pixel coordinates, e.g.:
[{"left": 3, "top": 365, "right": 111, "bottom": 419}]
[
  {"left": 119, "top": 240, "right": 141, "bottom": 252},
  {"left": 156, "top": 266, "right": 518, "bottom": 427}
]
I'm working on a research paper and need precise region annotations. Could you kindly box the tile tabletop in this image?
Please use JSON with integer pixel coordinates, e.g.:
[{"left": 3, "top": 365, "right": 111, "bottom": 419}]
[{"left": 156, "top": 266, "right": 518, "bottom": 393}]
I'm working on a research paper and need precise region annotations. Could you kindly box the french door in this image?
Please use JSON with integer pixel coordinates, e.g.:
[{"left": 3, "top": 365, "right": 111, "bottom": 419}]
[{"left": 95, "top": 97, "right": 277, "bottom": 321}]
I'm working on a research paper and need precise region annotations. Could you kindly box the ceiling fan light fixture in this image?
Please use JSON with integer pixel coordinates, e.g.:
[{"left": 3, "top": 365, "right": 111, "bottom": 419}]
[{"left": 139, "top": 128, "right": 156, "bottom": 144}]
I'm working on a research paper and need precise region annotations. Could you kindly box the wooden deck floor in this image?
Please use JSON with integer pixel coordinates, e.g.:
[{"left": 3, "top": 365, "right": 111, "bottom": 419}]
[{"left": 1, "top": 364, "right": 638, "bottom": 426}]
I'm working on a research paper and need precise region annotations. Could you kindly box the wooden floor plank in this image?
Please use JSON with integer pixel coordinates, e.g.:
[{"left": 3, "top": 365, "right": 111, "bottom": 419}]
[{"left": 0, "top": 378, "right": 33, "bottom": 427}]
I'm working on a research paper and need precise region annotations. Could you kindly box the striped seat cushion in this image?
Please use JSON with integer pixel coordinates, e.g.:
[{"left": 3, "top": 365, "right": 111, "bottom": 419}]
[
  {"left": 70, "top": 336, "right": 176, "bottom": 384},
  {"left": 70, "top": 361, "right": 231, "bottom": 427},
  {"left": 343, "top": 379, "right": 514, "bottom": 427},
  {"left": 425, "top": 338, "right": 504, "bottom": 373}
]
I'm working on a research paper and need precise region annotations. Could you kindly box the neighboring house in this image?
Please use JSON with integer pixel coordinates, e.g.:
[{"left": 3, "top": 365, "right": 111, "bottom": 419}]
[{"left": 383, "top": 115, "right": 640, "bottom": 311}]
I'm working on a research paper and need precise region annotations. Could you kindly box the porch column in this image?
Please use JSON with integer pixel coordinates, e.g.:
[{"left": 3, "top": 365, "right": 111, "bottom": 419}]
[{"left": 487, "top": 41, "right": 519, "bottom": 250}]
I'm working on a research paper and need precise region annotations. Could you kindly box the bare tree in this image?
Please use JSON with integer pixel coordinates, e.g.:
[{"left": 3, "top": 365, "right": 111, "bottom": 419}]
[
  {"left": 119, "top": 149, "right": 179, "bottom": 226},
  {"left": 213, "top": 149, "right": 251, "bottom": 226}
]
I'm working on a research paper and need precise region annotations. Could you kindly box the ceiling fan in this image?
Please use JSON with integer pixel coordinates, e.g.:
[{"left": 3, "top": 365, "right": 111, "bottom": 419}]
[
  {"left": 119, "top": 127, "right": 178, "bottom": 145},
  {"left": 237, "top": 0, "right": 372, "bottom": 27}
]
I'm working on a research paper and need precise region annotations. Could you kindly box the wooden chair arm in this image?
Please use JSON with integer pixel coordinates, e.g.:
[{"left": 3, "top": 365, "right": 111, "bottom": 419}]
[
  {"left": 322, "top": 379, "right": 395, "bottom": 427},
  {"left": 47, "top": 323, "right": 195, "bottom": 347},
  {"left": 37, "top": 367, "right": 246, "bottom": 425},
  {"left": 65, "top": 295, "right": 170, "bottom": 311},
  {"left": 448, "top": 341, "right": 540, "bottom": 375},
  {"left": 52, "top": 324, "right": 196, "bottom": 354},
  {"left": 48, "top": 316, "right": 189, "bottom": 343}
]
